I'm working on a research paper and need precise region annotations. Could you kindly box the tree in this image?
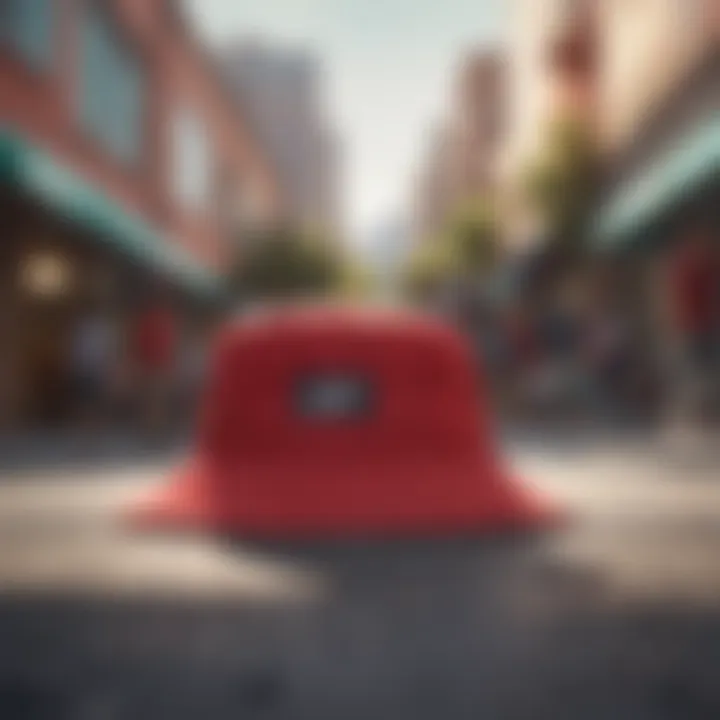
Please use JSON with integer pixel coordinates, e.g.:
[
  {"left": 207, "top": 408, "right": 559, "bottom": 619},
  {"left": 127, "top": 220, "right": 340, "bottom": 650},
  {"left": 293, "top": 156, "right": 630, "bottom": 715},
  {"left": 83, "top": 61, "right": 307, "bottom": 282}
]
[
  {"left": 337, "top": 259, "right": 377, "bottom": 300},
  {"left": 231, "top": 227, "right": 342, "bottom": 302},
  {"left": 401, "top": 199, "right": 502, "bottom": 305},
  {"left": 401, "top": 239, "right": 455, "bottom": 303},
  {"left": 446, "top": 199, "right": 501, "bottom": 279},
  {"left": 522, "top": 118, "right": 598, "bottom": 254}
]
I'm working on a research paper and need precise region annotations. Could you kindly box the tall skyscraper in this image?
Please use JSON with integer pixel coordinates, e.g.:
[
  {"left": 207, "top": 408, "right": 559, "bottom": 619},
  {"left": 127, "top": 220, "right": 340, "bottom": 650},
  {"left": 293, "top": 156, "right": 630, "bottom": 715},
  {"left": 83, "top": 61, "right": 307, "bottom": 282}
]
[
  {"left": 219, "top": 40, "right": 342, "bottom": 239},
  {"left": 449, "top": 51, "right": 506, "bottom": 201},
  {"left": 412, "top": 50, "right": 506, "bottom": 245}
]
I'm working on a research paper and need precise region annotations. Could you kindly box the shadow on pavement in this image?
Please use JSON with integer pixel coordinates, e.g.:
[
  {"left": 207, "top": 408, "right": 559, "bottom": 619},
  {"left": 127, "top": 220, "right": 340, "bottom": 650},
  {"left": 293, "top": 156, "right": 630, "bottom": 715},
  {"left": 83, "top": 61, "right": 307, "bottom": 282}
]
[{"left": 1, "top": 525, "right": 719, "bottom": 719}]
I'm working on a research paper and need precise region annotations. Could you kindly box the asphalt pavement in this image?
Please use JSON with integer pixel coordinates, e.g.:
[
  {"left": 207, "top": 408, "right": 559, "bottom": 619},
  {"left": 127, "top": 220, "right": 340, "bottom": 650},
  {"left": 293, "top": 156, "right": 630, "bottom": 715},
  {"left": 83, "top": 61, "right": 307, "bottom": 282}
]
[{"left": 0, "top": 437, "right": 719, "bottom": 719}]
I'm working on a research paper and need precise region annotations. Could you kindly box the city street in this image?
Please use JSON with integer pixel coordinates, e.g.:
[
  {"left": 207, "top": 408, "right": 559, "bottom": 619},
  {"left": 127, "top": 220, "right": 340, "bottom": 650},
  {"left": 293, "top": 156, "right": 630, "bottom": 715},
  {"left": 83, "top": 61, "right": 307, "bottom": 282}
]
[
  {"left": 1, "top": 0, "right": 718, "bottom": 717},
  {"left": 1, "top": 437, "right": 719, "bottom": 719}
]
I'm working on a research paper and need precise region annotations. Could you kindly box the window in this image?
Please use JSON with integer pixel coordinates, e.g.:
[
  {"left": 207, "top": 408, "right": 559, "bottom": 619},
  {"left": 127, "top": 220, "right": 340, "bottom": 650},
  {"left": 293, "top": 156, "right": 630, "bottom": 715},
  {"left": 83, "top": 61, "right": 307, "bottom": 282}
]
[
  {"left": 80, "top": 4, "right": 144, "bottom": 165},
  {"left": 0, "top": 1, "right": 11, "bottom": 43},
  {"left": 0, "top": 0, "right": 54, "bottom": 69},
  {"left": 171, "top": 108, "right": 214, "bottom": 211}
]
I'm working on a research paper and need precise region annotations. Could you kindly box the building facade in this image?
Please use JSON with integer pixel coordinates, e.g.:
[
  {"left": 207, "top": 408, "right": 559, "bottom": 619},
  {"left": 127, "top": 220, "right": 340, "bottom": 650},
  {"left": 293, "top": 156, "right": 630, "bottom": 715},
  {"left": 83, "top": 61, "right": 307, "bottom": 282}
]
[
  {"left": 413, "top": 50, "right": 506, "bottom": 245},
  {"left": 0, "top": 0, "right": 281, "bottom": 428},
  {"left": 592, "top": 0, "right": 719, "bottom": 352},
  {"left": 500, "top": 0, "right": 597, "bottom": 251},
  {"left": 597, "top": 0, "right": 717, "bottom": 154},
  {"left": 447, "top": 51, "right": 506, "bottom": 204},
  {"left": 412, "top": 125, "right": 455, "bottom": 244},
  {"left": 219, "top": 40, "right": 342, "bottom": 239},
  {"left": 594, "top": 0, "right": 718, "bottom": 250}
]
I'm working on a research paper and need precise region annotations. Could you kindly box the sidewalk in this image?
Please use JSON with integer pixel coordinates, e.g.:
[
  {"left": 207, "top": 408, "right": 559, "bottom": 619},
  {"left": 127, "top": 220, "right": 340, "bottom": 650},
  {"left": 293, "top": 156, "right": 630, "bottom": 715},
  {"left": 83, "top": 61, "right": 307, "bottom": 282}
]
[
  {"left": 1, "top": 419, "right": 713, "bottom": 478},
  {"left": 0, "top": 421, "right": 650, "bottom": 475},
  {"left": 0, "top": 429, "right": 190, "bottom": 475}
]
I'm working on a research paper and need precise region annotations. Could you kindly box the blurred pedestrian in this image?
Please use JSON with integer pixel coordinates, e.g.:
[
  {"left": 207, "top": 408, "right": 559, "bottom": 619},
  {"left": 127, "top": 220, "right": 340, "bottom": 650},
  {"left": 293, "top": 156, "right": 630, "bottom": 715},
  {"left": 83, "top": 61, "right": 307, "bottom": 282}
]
[
  {"left": 504, "top": 305, "right": 539, "bottom": 419},
  {"left": 663, "top": 228, "right": 719, "bottom": 450},
  {"left": 175, "top": 327, "right": 208, "bottom": 422},
  {"left": 131, "top": 293, "right": 178, "bottom": 438},
  {"left": 69, "top": 308, "right": 117, "bottom": 428},
  {"left": 584, "top": 308, "right": 629, "bottom": 420},
  {"left": 530, "top": 303, "right": 581, "bottom": 421}
]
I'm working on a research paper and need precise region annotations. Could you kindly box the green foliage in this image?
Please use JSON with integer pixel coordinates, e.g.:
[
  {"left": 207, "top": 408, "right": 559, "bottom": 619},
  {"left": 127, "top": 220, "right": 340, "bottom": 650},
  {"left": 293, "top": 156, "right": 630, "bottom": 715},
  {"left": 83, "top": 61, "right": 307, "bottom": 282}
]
[
  {"left": 337, "top": 259, "right": 377, "bottom": 300},
  {"left": 401, "top": 199, "right": 501, "bottom": 302},
  {"left": 402, "top": 240, "right": 454, "bottom": 302},
  {"left": 522, "top": 118, "right": 598, "bottom": 250},
  {"left": 446, "top": 200, "right": 500, "bottom": 276},
  {"left": 231, "top": 227, "right": 343, "bottom": 301}
]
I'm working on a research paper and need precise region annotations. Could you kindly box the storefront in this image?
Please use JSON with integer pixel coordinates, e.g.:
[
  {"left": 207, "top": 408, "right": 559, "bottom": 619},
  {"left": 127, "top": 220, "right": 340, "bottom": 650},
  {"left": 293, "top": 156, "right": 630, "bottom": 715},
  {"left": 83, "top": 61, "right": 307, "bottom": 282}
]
[
  {"left": 593, "top": 47, "right": 719, "bottom": 249},
  {"left": 0, "top": 129, "right": 226, "bottom": 429},
  {"left": 592, "top": 50, "right": 719, "bottom": 386}
]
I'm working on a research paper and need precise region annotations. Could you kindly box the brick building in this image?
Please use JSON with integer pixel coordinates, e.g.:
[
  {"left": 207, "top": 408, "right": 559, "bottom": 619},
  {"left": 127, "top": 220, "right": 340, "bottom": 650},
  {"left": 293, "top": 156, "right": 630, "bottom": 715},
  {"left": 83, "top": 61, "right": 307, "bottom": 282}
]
[{"left": 0, "top": 0, "right": 281, "bottom": 427}]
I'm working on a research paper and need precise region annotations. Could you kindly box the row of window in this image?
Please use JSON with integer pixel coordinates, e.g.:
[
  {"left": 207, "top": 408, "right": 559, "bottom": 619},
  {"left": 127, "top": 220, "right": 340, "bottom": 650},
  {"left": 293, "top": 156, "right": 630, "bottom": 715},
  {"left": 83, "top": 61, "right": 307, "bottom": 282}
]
[
  {"left": 1, "top": 0, "right": 221, "bottom": 215},
  {"left": 0, "top": 0, "right": 53, "bottom": 70},
  {"left": 80, "top": 4, "right": 145, "bottom": 167}
]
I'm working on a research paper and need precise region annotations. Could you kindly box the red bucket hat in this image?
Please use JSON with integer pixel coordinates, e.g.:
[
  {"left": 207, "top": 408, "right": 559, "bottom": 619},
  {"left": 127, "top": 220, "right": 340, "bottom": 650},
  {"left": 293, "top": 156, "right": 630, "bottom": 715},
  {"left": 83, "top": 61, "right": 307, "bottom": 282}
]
[{"left": 129, "top": 305, "right": 560, "bottom": 538}]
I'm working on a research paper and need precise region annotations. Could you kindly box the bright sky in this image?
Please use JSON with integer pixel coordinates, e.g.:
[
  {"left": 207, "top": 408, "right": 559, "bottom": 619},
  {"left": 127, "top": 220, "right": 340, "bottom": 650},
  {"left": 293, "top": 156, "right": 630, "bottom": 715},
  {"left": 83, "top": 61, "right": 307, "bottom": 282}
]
[{"left": 185, "top": 0, "right": 508, "bottom": 246}]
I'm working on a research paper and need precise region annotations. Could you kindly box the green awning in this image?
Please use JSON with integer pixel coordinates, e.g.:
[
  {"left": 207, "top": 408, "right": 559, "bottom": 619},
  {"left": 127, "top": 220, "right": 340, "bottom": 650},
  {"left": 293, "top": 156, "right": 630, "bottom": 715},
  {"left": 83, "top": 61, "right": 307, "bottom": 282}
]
[
  {"left": 0, "top": 128, "right": 226, "bottom": 302},
  {"left": 593, "top": 117, "right": 720, "bottom": 250}
]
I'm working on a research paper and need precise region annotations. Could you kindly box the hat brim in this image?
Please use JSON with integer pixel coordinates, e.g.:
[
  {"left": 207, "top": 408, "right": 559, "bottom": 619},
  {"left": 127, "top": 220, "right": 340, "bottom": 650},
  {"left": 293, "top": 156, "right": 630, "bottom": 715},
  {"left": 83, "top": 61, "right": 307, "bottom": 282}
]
[{"left": 127, "top": 457, "right": 563, "bottom": 539}]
